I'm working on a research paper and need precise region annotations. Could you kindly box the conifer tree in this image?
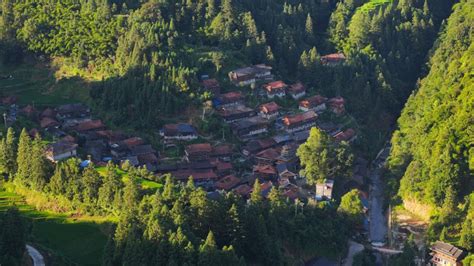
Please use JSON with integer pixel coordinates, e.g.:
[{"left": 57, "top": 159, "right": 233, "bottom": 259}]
[{"left": 16, "top": 129, "right": 31, "bottom": 183}]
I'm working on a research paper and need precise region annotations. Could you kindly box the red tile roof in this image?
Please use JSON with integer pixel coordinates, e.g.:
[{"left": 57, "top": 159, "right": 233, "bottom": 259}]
[
  {"left": 123, "top": 137, "right": 145, "bottom": 148},
  {"left": 288, "top": 82, "right": 306, "bottom": 94},
  {"left": 233, "top": 184, "right": 252, "bottom": 196},
  {"left": 73, "top": 120, "right": 105, "bottom": 132},
  {"left": 283, "top": 111, "right": 318, "bottom": 126},
  {"left": 215, "top": 175, "right": 241, "bottom": 190},
  {"left": 256, "top": 148, "right": 281, "bottom": 161},
  {"left": 260, "top": 102, "right": 280, "bottom": 114},
  {"left": 220, "top": 91, "right": 242, "bottom": 102},
  {"left": 201, "top": 78, "right": 220, "bottom": 88},
  {"left": 299, "top": 95, "right": 328, "bottom": 109},
  {"left": 263, "top": 80, "right": 287, "bottom": 91},
  {"left": 186, "top": 143, "right": 212, "bottom": 155},
  {"left": 213, "top": 144, "right": 233, "bottom": 156},
  {"left": 321, "top": 53, "right": 346, "bottom": 63},
  {"left": 253, "top": 164, "right": 277, "bottom": 175},
  {"left": 41, "top": 108, "right": 56, "bottom": 118},
  {"left": 334, "top": 128, "right": 356, "bottom": 142},
  {"left": 40, "top": 117, "right": 59, "bottom": 128},
  {"left": 328, "top": 96, "right": 345, "bottom": 106}
]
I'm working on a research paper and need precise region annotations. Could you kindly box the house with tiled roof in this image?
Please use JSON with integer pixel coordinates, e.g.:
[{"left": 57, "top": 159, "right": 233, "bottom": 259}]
[
  {"left": 215, "top": 175, "right": 241, "bottom": 191},
  {"left": 201, "top": 78, "right": 221, "bottom": 95},
  {"left": 72, "top": 119, "right": 105, "bottom": 132},
  {"left": 45, "top": 141, "right": 78, "bottom": 162},
  {"left": 299, "top": 95, "right": 328, "bottom": 113},
  {"left": 263, "top": 80, "right": 287, "bottom": 98},
  {"left": 228, "top": 64, "right": 273, "bottom": 86},
  {"left": 218, "top": 105, "right": 255, "bottom": 123},
  {"left": 231, "top": 116, "right": 269, "bottom": 139},
  {"left": 233, "top": 184, "right": 252, "bottom": 197},
  {"left": 185, "top": 143, "right": 213, "bottom": 162},
  {"left": 288, "top": 82, "right": 306, "bottom": 99},
  {"left": 214, "top": 91, "right": 244, "bottom": 108},
  {"left": 212, "top": 144, "right": 233, "bottom": 161},
  {"left": 321, "top": 53, "right": 346, "bottom": 65},
  {"left": 161, "top": 123, "right": 198, "bottom": 141},
  {"left": 242, "top": 138, "right": 277, "bottom": 156},
  {"left": 430, "top": 241, "right": 466, "bottom": 266},
  {"left": 255, "top": 148, "right": 281, "bottom": 165},
  {"left": 259, "top": 102, "right": 280, "bottom": 120},
  {"left": 334, "top": 128, "right": 357, "bottom": 143},
  {"left": 282, "top": 111, "right": 318, "bottom": 133},
  {"left": 253, "top": 164, "right": 277, "bottom": 180},
  {"left": 328, "top": 97, "right": 345, "bottom": 115},
  {"left": 40, "top": 117, "right": 60, "bottom": 129}
]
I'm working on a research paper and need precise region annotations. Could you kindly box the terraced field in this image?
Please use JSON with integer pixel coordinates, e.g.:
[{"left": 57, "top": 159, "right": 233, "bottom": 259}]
[{"left": 0, "top": 188, "right": 109, "bottom": 265}]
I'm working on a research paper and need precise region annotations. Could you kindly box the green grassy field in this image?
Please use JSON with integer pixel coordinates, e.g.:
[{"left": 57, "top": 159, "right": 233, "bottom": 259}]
[
  {"left": 95, "top": 166, "right": 163, "bottom": 190},
  {"left": 0, "top": 188, "right": 109, "bottom": 265},
  {"left": 0, "top": 63, "right": 90, "bottom": 106}
]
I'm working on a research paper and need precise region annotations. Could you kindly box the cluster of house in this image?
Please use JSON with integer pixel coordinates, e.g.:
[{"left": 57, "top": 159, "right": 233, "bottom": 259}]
[
  {"left": 178, "top": 61, "right": 358, "bottom": 201},
  {"left": 12, "top": 103, "right": 160, "bottom": 170}
]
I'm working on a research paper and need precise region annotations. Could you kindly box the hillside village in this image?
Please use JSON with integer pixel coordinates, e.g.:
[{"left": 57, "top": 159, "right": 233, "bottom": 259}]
[{"left": 0, "top": 53, "right": 368, "bottom": 206}]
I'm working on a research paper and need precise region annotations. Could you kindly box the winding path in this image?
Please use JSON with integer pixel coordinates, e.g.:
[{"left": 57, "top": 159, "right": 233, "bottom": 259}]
[{"left": 26, "top": 244, "right": 45, "bottom": 266}]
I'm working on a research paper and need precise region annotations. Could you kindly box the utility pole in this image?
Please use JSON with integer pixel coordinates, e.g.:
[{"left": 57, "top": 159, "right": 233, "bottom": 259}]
[{"left": 3, "top": 112, "right": 7, "bottom": 129}]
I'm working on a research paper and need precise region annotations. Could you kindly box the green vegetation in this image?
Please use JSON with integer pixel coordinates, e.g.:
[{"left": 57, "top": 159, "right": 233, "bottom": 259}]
[
  {"left": 338, "top": 189, "right": 364, "bottom": 225},
  {"left": 0, "top": 189, "right": 109, "bottom": 265},
  {"left": 358, "top": 0, "right": 392, "bottom": 13},
  {"left": 0, "top": 204, "right": 26, "bottom": 265},
  {"left": 96, "top": 165, "right": 163, "bottom": 190},
  {"left": 0, "top": 64, "right": 90, "bottom": 106},
  {"left": 297, "top": 127, "right": 354, "bottom": 185},
  {"left": 387, "top": 0, "right": 473, "bottom": 252}
]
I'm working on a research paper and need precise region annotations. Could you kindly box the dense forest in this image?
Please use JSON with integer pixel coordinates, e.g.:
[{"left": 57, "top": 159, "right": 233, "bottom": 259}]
[
  {"left": 388, "top": 0, "right": 473, "bottom": 252},
  {"left": 1, "top": 0, "right": 473, "bottom": 264},
  {"left": 0, "top": 128, "right": 351, "bottom": 264}
]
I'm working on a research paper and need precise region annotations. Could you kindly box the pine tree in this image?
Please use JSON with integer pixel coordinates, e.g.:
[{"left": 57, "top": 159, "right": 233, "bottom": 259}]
[
  {"left": 250, "top": 179, "right": 263, "bottom": 205},
  {"left": 30, "top": 134, "right": 49, "bottom": 191},
  {"left": 3, "top": 127, "right": 16, "bottom": 175},
  {"left": 49, "top": 164, "right": 66, "bottom": 195},
  {"left": 305, "top": 13, "right": 314, "bottom": 39},
  {"left": 16, "top": 129, "right": 31, "bottom": 184},
  {"left": 81, "top": 163, "right": 102, "bottom": 206}
]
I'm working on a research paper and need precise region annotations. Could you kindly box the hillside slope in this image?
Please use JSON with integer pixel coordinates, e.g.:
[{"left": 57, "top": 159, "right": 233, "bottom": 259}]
[{"left": 388, "top": 0, "right": 473, "bottom": 246}]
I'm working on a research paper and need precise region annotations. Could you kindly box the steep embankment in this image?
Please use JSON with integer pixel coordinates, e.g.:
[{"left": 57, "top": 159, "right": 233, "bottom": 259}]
[{"left": 388, "top": 0, "right": 473, "bottom": 245}]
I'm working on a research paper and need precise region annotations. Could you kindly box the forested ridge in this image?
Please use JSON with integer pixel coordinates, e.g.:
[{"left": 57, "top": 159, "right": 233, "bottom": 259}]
[
  {"left": 1, "top": 0, "right": 473, "bottom": 264},
  {"left": 388, "top": 0, "right": 473, "bottom": 251}
]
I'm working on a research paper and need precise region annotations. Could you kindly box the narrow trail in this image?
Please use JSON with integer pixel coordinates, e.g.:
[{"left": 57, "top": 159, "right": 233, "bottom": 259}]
[{"left": 26, "top": 244, "right": 45, "bottom": 266}]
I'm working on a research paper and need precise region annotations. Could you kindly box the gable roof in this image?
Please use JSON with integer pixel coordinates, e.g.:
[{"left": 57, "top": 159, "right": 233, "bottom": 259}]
[
  {"left": 40, "top": 117, "right": 59, "bottom": 128},
  {"left": 201, "top": 78, "right": 220, "bottom": 88},
  {"left": 321, "top": 53, "right": 346, "bottom": 63},
  {"left": 253, "top": 164, "right": 277, "bottom": 175},
  {"left": 334, "top": 128, "right": 356, "bottom": 142},
  {"left": 163, "top": 123, "right": 197, "bottom": 135},
  {"left": 213, "top": 144, "right": 233, "bottom": 156},
  {"left": 47, "top": 141, "right": 78, "bottom": 156},
  {"left": 186, "top": 143, "right": 212, "bottom": 155},
  {"left": 215, "top": 175, "right": 241, "bottom": 190},
  {"left": 219, "top": 91, "right": 243, "bottom": 103},
  {"left": 131, "top": 144, "right": 156, "bottom": 156},
  {"left": 73, "top": 120, "right": 105, "bottom": 132},
  {"left": 299, "top": 95, "right": 328, "bottom": 108},
  {"left": 288, "top": 82, "right": 306, "bottom": 94},
  {"left": 260, "top": 102, "right": 280, "bottom": 113},
  {"left": 263, "top": 80, "right": 287, "bottom": 91},
  {"left": 283, "top": 111, "right": 318, "bottom": 126},
  {"left": 431, "top": 241, "right": 466, "bottom": 261}
]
